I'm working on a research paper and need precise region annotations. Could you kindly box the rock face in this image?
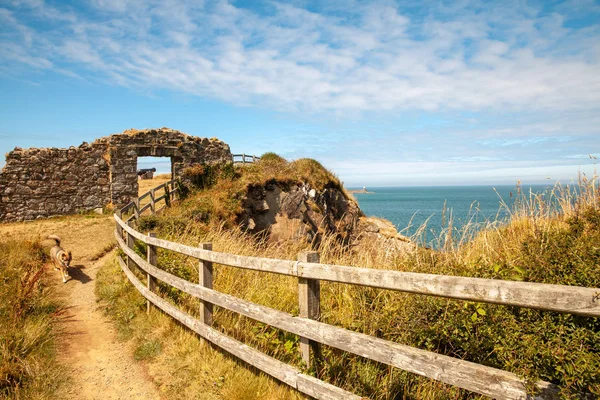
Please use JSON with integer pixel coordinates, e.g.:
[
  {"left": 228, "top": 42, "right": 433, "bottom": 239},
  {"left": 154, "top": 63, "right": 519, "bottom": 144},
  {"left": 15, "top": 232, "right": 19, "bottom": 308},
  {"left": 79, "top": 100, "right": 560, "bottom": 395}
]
[
  {"left": 237, "top": 181, "right": 415, "bottom": 250},
  {"left": 355, "top": 216, "right": 414, "bottom": 251},
  {"left": 238, "top": 182, "right": 363, "bottom": 245},
  {"left": 0, "top": 128, "right": 231, "bottom": 222}
]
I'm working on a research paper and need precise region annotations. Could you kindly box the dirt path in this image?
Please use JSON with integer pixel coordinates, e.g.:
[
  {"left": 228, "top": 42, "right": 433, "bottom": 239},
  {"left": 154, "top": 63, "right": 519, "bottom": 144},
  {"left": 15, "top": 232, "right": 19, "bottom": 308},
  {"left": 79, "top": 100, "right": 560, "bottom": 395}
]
[
  {"left": 54, "top": 251, "right": 161, "bottom": 400},
  {"left": 0, "top": 215, "right": 161, "bottom": 399}
]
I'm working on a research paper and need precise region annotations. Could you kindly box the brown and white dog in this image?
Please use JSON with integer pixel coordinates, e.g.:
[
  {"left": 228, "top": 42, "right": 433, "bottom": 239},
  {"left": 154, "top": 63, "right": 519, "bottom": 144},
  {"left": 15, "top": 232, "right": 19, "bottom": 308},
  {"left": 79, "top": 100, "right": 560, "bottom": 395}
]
[{"left": 48, "top": 235, "right": 72, "bottom": 283}]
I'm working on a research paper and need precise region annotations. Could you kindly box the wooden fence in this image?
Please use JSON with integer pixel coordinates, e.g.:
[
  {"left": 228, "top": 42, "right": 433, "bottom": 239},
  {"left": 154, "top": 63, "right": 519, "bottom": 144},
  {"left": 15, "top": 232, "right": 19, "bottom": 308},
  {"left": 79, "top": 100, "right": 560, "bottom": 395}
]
[
  {"left": 232, "top": 153, "right": 261, "bottom": 164},
  {"left": 114, "top": 181, "right": 600, "bottom": 400},
  {"left": 119, "top": 179, "right": 181, "bottom": 223}
]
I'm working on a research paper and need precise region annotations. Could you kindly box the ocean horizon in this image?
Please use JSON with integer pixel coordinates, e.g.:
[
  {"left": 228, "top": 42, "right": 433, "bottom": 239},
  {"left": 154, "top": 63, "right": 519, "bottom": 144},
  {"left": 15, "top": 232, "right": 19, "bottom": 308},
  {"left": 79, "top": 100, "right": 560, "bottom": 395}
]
[{"left": 349, "top": 184, "right": 559, "bottom": 243}]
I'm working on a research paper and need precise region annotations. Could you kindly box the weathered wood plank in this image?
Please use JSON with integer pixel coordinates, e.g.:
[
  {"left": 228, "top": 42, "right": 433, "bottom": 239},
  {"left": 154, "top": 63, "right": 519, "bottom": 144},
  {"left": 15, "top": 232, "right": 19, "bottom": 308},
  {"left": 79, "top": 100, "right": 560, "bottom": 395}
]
[
  {"left": 139, "top": 202, "right": 152, "bottom": 215},
  {"left": 115, "top": 209, "right": 123, "bottom": 239},
  {"left": 154, "top": 194, "right": 167, "bottom": 204},
  {"left": 298, "top": 251, "right": 321, "bottom": 370},
  {"left": 164, "top": 184, "right": 171, "bottom": 207},
  {"left": 150, "top": 189, "right": 156, "bottom": 214},
  {"left": 113, "top": 215, "right": 600, "bottom": 316},
  {"left": 147, "top": 232, "right": 157, "bottom": 314},
  {"left": 296, "top": 262, "right": 600, "bottom": 317},
  {"left": 116, "top": 255, "right": 362, "bottom": 400},
  {"left": 126, "top": 221, "right": 136, "bottom": 273},
  {"left": 120, "top": 201, "right": 135, "bottom": 213},
  {"left": 115, "top": 233, "right": 558, "bottom": 400},
  {"left": 138, "top": 191, "right": 151, "bottom": 202},
  {"left": 151, "top": 182, "right": 167, "bottom": 191},
  {"left": 199, "top": 242, "right": 213, "bottom": 325},
  {"left": 133, "top": 198, "right": 140, "bottom": 220},
  {"left": 116, "top": 220, "right": 295, "bottom": 275}
]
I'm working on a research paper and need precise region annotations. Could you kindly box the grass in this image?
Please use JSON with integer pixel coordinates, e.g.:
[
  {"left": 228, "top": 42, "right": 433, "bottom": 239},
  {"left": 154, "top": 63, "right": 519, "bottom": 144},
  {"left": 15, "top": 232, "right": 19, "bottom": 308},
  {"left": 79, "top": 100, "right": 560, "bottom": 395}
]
[
  {"left": 96, "top": 255, "right": 302, "bottom": 400},
  {"left": 0, "top": 239, "right": 63, "bottom": 399},
  {"left": 156, "top": 153, "right": 355, "bottom": 231},
  {"left": 0, "top": 214, "right": 115, "bottom": 263},
  {"left": 0, "top": 213, "right": 116, "bottom": 399},
  {"left": 138, "top": 174, "right": 173, "bottom": 197},
  {"left": 98, "top": 160, "right": 600, "bottom": 399}
]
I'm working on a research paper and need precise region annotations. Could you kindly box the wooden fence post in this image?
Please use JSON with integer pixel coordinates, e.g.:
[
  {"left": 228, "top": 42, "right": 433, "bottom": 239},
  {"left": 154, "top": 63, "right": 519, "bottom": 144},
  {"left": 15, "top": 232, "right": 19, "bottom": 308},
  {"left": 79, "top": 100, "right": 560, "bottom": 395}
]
[
  {"left": 134, "top": 198, "right": 140, "bottom": 221},
  {"left": 150, "top": 189, "right": 156, "bottom": 214},
  {"left": 164, "top": 183, "right": 171, "bottom": 207},
  {"left": 242, "top": 153, "right": 246, "bottom": 164},
  {"left": 115, "top": 209, "right": 123, "bottom": 239},
  {"left": 146, "top": 232, "right": 157, "bottom": 314},
  {"left": 298, "top": 251, "right": 321, "bottom": 371},
  {"left": 199, "top": 242, "right": 213, "bottom": 325},
  {"left": 126, "top": 220, "right": 136, "bottom": 272}
]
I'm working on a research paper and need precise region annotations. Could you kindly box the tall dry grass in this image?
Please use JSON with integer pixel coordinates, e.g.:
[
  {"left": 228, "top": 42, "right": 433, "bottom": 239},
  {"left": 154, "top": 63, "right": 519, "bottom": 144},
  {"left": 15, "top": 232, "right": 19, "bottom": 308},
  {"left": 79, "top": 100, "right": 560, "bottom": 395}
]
[
  {"left": 99, "top": 173, "right": 599, "bottom": 399},
  {"left": 0, "top": 239, "right": 63, "bottom": 399}
]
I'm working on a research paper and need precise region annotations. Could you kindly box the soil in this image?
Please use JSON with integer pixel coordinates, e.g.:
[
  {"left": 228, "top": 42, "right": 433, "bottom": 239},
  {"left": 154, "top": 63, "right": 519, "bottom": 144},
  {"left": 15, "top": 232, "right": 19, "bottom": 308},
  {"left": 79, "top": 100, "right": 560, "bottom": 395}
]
[{"left": 54, "top": 252, "right": 161, "bottom": 400}]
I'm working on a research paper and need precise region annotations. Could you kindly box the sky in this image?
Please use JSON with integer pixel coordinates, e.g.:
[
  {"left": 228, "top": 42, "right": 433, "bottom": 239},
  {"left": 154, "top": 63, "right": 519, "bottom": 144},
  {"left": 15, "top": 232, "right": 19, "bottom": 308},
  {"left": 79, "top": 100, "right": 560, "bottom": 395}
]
[{"left": 0, "top": 0, "right": 599, "bottom": 187}]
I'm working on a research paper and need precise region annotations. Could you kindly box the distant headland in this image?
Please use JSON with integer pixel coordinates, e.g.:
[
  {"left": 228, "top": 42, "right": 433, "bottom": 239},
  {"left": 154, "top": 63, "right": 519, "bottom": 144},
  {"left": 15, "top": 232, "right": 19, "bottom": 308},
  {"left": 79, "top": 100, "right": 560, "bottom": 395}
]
[{"left": 348, "top": 186, "right": 375, "bottom": 194}]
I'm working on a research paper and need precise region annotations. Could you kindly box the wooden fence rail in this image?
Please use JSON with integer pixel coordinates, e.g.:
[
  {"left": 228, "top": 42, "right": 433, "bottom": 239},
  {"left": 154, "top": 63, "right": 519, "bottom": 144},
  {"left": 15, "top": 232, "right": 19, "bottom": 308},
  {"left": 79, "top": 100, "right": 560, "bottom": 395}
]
[{"left": 113, "top": 181, "right": 600, "bottom": 400}]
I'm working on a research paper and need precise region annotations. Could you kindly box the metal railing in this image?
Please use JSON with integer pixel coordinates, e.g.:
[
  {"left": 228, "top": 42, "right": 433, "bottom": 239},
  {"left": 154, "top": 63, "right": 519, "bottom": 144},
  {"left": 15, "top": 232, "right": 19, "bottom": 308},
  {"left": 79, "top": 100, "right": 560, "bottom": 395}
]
[{"left": 232, "top": 153, "right": 261, "bottom": 164}]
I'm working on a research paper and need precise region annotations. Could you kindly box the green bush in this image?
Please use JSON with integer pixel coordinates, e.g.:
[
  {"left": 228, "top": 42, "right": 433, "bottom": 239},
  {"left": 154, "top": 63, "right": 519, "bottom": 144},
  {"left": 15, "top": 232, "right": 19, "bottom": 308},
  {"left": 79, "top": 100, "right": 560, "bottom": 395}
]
[{"left": 183, "top": 162, "right": 238, "bottom": 190}]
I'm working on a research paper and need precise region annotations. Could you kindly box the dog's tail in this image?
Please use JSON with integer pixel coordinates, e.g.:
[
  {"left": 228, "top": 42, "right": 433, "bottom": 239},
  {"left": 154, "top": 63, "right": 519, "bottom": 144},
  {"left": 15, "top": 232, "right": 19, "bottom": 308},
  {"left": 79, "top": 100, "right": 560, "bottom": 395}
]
[{"left": 47, "top": 234, "right": 61, "bottom": 245}]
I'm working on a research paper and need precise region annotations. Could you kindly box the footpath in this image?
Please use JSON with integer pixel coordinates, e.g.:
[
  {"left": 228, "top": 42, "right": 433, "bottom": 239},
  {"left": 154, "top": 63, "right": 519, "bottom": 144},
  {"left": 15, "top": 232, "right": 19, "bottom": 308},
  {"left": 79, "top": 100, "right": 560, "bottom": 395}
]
[{"left": 0, "top": 215, "right": 161, "bottom": 399}]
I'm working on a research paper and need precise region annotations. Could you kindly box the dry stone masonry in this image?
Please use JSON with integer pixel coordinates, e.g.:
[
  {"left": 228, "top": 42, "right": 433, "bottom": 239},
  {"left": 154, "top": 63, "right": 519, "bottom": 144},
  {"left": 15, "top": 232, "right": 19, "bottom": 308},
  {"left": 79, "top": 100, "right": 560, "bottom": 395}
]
[{"left": 0, "top": 128, "right": 231, "bottom": 221}]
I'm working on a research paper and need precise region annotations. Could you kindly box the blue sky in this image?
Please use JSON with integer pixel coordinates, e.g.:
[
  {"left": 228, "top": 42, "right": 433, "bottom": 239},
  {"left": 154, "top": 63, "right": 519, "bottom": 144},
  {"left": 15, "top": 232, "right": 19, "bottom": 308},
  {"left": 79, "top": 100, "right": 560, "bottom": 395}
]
[{"left": 1, "top": 0, "right": 599, "bottom": 186}]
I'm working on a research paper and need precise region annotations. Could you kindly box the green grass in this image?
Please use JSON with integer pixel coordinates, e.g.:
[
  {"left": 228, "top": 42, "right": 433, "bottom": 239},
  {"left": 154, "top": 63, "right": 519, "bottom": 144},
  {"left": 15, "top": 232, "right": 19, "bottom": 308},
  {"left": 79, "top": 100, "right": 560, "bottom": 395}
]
[
  {"left": 0, "top": 239, "right": 63, "bottom": 399},
  {"left": 95, "top": 255, "right": 302, "bottom": 399},
  {"left": 102, "top": 163, "right": 600, "bottom": 399},
  {"left": 156, "top": 153, "right": 354, "bottom": 232}
]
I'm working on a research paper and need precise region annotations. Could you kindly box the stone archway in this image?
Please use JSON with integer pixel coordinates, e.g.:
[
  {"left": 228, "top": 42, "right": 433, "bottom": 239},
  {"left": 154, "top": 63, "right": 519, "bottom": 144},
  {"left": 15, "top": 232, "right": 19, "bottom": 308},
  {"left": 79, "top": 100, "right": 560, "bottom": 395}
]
[
  {"left": 0, "top": 128, "right": 232, "bottom": 221},
  {"left": 106, "top": 128, "right": 232, "bottom": 205}
]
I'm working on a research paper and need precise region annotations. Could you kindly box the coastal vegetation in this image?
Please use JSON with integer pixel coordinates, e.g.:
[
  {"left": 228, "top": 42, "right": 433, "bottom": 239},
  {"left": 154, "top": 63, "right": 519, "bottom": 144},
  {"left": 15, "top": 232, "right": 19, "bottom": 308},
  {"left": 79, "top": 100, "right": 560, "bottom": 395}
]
[
  {"left": 0, "top": 239, "right": 63, "bottom": 399},
  {"left": 96, "top": 156, "right": 599, "bottom": 399}
]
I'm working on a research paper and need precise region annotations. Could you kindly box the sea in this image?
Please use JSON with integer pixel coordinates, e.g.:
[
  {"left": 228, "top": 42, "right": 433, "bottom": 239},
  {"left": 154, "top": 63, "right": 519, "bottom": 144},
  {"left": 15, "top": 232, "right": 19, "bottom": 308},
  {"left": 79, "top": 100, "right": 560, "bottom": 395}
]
[{"left": 350, "top": 185, "right": 557, "bottom": 244}]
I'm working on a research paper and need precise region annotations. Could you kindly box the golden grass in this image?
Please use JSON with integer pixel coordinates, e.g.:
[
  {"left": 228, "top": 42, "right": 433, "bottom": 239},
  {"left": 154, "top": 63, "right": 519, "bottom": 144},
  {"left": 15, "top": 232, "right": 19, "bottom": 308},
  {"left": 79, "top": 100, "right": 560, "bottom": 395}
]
[
  {"left": 96, "top": 255, "right": 303, "bottom": 400},
  {"left": 0, "top": 214, "right": 115, "bottom": 263},
  {"left": 0, "top": 239, "right": 63, "bottom": 399},
  {"left": 99, "top": 171, "right": 600, "bottom": 399},
  {"left": 0, "top": 211, "right": 118, "bottom": 398},
  {"left": 138, "top": 174, "right": 172, "bottom": 197}
]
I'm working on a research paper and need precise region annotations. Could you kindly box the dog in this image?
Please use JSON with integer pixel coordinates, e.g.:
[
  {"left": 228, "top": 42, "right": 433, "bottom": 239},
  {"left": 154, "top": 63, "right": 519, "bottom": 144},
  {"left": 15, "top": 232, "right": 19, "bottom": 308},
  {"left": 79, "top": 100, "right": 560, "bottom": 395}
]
[{"left": 48, "top": 235, "right": 72, "bottom": 283}]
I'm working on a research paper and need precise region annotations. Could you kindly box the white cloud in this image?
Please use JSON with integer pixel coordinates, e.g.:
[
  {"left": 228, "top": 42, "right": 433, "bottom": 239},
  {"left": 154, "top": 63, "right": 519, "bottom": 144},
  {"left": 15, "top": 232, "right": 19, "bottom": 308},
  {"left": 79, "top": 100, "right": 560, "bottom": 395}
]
[
  {"left": 328, "top": 158, "right": 598, "bottom": 186},
  {"left": 1, "top": 0, "right": 599, "bottom": 114}
]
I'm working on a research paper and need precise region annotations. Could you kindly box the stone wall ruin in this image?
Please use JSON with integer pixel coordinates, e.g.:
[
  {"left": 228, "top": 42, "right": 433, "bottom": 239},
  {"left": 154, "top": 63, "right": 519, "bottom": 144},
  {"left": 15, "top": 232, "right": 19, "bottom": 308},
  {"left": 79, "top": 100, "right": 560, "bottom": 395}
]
[{"left": 0, "top": 128, "right": 232, "bottom": 221}]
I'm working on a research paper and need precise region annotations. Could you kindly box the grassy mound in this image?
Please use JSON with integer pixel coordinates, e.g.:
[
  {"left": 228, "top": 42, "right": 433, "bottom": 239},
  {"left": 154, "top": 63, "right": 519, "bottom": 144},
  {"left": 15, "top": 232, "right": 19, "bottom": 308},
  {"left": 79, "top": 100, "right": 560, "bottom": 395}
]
[
  {"left": 143, "top": 154, "right": 350, "bottom": 233},
  {"left": 106, "top": 167, "right": 599, "bottom": 398},
  {"left": 0, "top": 239, "right": 63, "bottom": 399}
]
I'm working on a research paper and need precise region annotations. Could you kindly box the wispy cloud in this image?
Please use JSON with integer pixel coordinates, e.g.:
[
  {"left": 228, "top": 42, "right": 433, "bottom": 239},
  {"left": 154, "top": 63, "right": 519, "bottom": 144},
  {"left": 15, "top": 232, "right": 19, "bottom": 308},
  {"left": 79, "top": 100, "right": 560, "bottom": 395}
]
[
  {"left": 1, "top": 0, "right": 598, "bottom": 185},
  {"left": 476, "top": 136, "right": 573, "bottom": 147},
  {"left": 2, "top": 0, "right": 600, "bottom": 114}
]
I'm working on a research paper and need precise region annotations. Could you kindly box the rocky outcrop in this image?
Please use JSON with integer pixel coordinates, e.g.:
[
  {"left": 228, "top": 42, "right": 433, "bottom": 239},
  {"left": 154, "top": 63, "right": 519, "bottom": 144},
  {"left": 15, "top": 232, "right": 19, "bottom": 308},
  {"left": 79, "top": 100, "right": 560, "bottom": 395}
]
[
  {"left": 355, "top": 217, "right": 414, "bottom": 251},
  {"left": 238, "top": 182, "right": 362, "bottom": 245},
  {"left": 0, "top": 128, "right": 231, "bottom": 222},
  {"left": 237, "top": 181, "right": 415, "bottom": 250},
  {"left": 107, "top": 128, "right": 231, "bottom": 205}
]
